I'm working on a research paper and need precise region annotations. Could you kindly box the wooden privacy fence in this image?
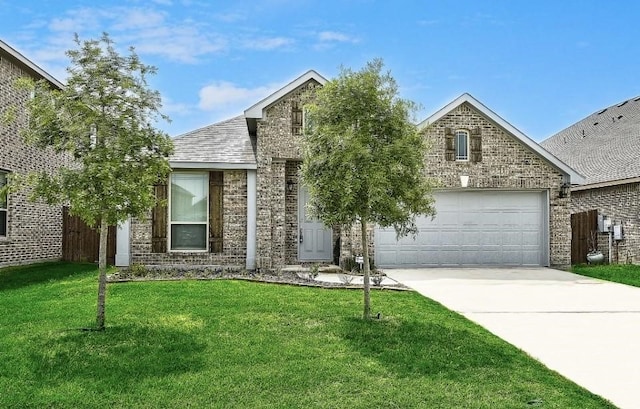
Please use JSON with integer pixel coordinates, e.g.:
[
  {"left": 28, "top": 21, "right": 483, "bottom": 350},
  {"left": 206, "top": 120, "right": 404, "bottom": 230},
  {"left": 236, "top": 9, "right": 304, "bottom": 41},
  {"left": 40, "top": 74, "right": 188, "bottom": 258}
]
[
  {"left": 62, "top": 207, "right": 116, "bottom": 264},
  {"left": 571, "top": 209, "right": 597, "bottom": 265}
]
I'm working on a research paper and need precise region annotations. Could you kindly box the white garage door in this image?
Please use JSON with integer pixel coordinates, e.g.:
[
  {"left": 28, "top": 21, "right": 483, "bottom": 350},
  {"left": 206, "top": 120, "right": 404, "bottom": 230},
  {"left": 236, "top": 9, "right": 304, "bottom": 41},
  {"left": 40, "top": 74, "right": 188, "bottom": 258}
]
[{"left": 375, "top": 190, "right": 548, "bottom": 268}]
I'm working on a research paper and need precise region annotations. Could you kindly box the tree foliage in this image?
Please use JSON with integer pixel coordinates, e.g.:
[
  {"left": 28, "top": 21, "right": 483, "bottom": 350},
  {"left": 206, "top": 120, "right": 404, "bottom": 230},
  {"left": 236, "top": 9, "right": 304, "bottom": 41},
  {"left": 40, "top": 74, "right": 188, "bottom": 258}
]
[
  {"left": 16, "top": 33, "right": 173, "bottom": 330},
  {"left": 301, "top": 59, "right": 436, "bottom": 319}
]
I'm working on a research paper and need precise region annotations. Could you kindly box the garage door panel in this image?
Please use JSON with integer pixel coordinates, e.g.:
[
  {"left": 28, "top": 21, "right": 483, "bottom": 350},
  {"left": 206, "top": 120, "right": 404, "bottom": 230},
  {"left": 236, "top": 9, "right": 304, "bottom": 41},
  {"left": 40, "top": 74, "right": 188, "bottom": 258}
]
[
  {"left": 482, "top": 231, "right": 502, "bottom": 245},
  {"left": 375, "top": 190, "right": 546, "bottom": 267},
  {"left": 522, "top": 232, "right": 541, "bottom": 245},
  {"left": 461, "top": 231, "right": 483, "bottom": 245},
  {"left": 378, "top": 230, "right": 399, "bottom": 245},
  {"left": 434, "top": 212, "right": 459, "bottom": 225}
]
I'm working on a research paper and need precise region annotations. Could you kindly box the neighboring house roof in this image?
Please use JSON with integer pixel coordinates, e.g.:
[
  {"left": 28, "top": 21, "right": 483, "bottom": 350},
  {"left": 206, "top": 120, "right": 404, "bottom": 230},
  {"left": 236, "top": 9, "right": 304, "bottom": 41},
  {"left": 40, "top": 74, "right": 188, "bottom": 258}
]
[
  {"left": 170, "top": 115, "right": 256, "bottom": 169},
  {"left": 541, "top": 96, "right": 640, "bottom": 186},
  {"left": 0, "top": 39, "right": 63, "bottom": 89},
  {"left": 418, "top": 93, "right": 585, "bottom": 185}
]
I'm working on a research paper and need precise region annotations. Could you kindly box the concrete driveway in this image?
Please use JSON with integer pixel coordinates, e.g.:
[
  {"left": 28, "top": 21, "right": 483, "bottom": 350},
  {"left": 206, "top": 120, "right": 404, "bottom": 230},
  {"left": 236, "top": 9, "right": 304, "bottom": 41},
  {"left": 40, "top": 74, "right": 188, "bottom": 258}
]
[{"left": 386, "top": 267, "right": 640, "bottom": 409}]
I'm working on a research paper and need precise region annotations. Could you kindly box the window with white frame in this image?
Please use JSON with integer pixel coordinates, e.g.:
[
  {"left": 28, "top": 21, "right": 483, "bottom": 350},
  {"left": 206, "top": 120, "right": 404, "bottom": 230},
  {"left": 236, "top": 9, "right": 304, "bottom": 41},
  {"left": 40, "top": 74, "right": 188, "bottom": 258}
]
[
  {"left": 455, "top": 130, "right": 469, "bottom": 161},
  {"left": 170, "top": 172, "right": 208, "bottom": 251},
  {"left": 0, "top": 171, "right": 7, "bottom": 237}
]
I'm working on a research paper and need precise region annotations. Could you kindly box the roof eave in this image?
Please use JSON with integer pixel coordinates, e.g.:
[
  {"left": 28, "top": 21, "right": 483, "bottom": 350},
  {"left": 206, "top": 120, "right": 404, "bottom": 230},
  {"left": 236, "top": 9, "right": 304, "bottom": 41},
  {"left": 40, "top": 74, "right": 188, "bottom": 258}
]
[
  {"left": 244, "top": 69, "right": 327, "bottom": 119},
  {"left": 571, "top": 176, "right": 640, "bottom": 192},
  {"left": 0, "top": 39, "right": 64, "bottom": 89},
  {"left": 169, "top": 161, "right": 257, "bottom": 170},
  {"left": 418, "top": 93, "right": 585, "bottom": 185}
]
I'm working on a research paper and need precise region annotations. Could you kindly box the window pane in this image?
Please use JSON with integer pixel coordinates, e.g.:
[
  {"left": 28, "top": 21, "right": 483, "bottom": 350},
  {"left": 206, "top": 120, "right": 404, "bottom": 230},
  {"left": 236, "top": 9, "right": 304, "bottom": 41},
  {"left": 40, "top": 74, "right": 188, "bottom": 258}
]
[
  {"left": 171, "top": 173, "right": 208, "bottom": 222},
  {"left": 0, "top": 210, "right": 6, "bottom": 236},
  {"left": 171, "top": 224, "right": 207, "bottom": 250},
  {"left": 0, "top": 172, "right": 6, "bottom": 209},
  {"left": 455, "top": 131, "right": 468, "bottom": 160}
]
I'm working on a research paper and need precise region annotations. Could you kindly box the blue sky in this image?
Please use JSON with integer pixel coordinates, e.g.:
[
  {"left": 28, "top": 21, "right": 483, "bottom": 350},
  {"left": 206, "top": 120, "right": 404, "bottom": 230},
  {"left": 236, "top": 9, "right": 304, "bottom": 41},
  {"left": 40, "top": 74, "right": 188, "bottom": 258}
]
[{"left": 1, "top": 0, "right": 639, "bottom": 141}]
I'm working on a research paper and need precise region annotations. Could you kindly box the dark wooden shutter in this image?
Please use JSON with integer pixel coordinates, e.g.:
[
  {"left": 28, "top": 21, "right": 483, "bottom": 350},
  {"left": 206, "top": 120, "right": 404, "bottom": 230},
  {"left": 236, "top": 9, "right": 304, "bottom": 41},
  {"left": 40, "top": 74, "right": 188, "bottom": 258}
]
[
  {"left": 209, "top": 171, "right": 224, "bottom": 253},
  {"left": 291, "top": 101, "right": 303, "bottom": 136},
  {"left": 470, "top": 127, "right": 482, "bottom": 163},
  {"left": 151, "top": 183, "right": 167, "bottom": 253},
  {"left": 444, "top": 127, "right": 455, "bottom": 161}
]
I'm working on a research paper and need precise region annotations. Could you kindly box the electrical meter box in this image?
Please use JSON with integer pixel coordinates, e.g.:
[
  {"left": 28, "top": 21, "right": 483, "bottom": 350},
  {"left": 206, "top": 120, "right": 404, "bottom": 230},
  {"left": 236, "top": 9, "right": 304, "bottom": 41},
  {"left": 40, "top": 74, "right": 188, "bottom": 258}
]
[
  {"left": 614, "top": 224, "right": 623, "bottom": 240},
  {"left": 598, "top": 214, "right": 612, "bottom": 232}
]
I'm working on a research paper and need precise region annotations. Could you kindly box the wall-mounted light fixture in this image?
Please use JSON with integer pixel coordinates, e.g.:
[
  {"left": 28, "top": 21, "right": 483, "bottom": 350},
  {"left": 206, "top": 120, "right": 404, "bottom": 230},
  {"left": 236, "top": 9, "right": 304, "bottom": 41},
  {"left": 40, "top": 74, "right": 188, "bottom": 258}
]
[
  {"left": 460, "top": 175, "right": 469, "bottom": 188},
  {"left": 559, "top": 183, "right": 571, "bottom": 198},
  {"left": 286, "top": 179, "right": 295, "bottom": 192}
]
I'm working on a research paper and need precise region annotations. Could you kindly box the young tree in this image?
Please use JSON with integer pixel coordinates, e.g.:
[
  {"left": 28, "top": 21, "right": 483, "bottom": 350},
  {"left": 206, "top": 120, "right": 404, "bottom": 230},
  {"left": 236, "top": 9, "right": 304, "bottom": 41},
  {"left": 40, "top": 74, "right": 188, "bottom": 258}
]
[
  {"left": 301, "top": 59, "right": 436, "bottom": 319},
  {"left": 16, "top": 33, "right": 173, "bottom": 330}
]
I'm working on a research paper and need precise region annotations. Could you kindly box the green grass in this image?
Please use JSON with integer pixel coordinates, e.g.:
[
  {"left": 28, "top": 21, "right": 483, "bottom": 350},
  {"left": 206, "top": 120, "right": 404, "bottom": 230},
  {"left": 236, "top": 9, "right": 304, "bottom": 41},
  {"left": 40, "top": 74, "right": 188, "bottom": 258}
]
[
  {"left": 0, "top": 262, "right": 615, "bottom": 408},
  {"left": 573, "top": 263, "right": 640, "bottom": 287}
]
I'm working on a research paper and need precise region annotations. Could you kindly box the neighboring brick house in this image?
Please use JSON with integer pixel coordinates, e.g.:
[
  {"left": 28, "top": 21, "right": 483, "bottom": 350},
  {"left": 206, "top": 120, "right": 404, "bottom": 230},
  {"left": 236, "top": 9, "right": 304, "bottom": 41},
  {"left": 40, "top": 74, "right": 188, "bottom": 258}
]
[
  {"left": 542, "top": 97, "right": 640, "bottom": 264},
  {"left": 0, "top": 39, "right": 67, "bottom": 267},
  {"left": 128, "top": 72, "right": 583, "bottom": 270}
]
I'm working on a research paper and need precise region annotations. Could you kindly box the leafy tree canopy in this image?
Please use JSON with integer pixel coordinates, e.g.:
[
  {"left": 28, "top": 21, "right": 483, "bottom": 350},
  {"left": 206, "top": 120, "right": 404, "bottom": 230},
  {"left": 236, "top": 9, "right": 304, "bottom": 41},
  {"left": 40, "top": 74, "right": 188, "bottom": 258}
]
[
  {"left": 16, "top": 33, "right": 173, "bottom": 228},
  {"left": 301, "top": 59, "right": 436, "bottom": 238}
]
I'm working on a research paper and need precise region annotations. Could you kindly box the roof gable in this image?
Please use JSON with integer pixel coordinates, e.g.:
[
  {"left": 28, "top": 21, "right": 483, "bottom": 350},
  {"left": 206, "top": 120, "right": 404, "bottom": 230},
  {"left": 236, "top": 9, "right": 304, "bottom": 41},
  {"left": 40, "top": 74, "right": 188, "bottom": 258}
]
[
  {"left": 419, "top": 93, "right": 585, "bottom": 184},
  {"left": 0, "top": 39, "right": 63, "bottom": 89},
  {"left": 244, "top": 70, "right": 327, "bottom": 119}
]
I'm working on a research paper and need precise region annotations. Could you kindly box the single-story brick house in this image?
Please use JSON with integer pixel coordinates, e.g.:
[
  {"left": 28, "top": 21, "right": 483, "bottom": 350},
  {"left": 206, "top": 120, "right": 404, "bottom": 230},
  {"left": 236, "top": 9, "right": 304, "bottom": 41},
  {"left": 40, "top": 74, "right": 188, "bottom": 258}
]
[
  {"left": 542, "top": 97, "right": 640, "bottom": 264},
  {"left": 124, "top": 70, "right": 583, "bottom": 270},
  {"left": 0, "top": 39, "right": 69, "bottom": 267}
]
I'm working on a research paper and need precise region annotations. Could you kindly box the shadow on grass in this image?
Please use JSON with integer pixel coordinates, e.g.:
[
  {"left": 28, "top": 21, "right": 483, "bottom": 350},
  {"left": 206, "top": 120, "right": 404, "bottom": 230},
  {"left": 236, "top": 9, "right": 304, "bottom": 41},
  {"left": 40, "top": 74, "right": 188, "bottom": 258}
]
[
  {"left": 28, "top": 323, "right": 206, "bottom": 390},
  {"left": 340, "top": 316, "right": 516, "bottom": 378},
  {"left": 0, "top": 262, "right": 97, "bottom": 291}
]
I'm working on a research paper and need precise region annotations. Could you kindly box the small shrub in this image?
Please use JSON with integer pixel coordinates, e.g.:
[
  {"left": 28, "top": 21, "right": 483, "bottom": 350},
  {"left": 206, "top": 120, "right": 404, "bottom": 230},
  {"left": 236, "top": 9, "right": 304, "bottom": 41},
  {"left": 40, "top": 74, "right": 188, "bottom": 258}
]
[
  {"left": 128, "top": 263, "right": 148, "bottom": 278},
  {"left": 309, "top": 263, "right": 320, "bottom": 279},
  {"left": 342, "top": 257, "right": 357, "bottom": 273},
  {"left": 372, "top": 274, "right": 384, "bottom": 287},
  {"left": 338, "top": 274, "right": 354, "bottom": 285}
]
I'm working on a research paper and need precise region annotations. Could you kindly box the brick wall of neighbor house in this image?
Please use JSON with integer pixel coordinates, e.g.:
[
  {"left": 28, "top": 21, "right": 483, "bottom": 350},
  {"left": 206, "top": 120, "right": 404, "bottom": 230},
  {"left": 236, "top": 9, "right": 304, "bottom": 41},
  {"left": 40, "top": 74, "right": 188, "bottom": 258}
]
[
  {"left": 0, "top": 54, "right": 70, "bottom": 267},
  {"left": 130, "top": 170, "right": 248, "bottom": 268},
  {"left": 571, "top": 183, "right": 640, "bottom": 264},
  {"left": 255, "top": 80, "right": 322, "bottom": 270},
  {"left": 422, "top": 102, "right": 570, "bottom": 266}
]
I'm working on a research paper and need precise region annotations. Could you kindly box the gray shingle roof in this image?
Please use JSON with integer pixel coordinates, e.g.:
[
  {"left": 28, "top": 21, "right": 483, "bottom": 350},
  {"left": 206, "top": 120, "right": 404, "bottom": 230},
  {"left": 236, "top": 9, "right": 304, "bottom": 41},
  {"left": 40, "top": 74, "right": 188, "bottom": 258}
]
[
  {"left": 541, "top": 97, "right": 640, "bottom": 185},
  {"left": 170, "top": 115, "right": 256, "bottom": 166}
]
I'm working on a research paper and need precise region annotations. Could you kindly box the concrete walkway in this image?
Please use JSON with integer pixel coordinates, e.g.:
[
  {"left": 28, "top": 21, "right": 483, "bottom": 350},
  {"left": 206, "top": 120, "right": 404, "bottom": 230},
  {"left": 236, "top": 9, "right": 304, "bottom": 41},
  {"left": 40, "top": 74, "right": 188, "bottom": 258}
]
[{"left": 386, "top": 268, "right": 640, "bottom": 409}]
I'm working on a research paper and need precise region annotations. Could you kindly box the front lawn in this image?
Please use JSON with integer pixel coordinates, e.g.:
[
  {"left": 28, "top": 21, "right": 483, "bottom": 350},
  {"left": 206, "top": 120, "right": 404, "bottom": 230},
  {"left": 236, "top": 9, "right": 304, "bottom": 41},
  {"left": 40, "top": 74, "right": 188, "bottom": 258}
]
[
  {"left": 0, "top": 262, "right": 614, "bottom": 408},
  {"left": 573, "top": 263, "right": 640, "bottom": 287}
]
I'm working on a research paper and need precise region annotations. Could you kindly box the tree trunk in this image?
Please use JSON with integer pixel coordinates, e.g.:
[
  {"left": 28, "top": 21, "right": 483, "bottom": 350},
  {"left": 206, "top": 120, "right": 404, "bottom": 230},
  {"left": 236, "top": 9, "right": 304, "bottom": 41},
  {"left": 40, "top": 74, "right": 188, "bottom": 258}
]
[
  {"left": 96, "top": 217, "right": 108, "bottom": 330},
  {"left": 361, "top": 218, "right": 371, "bottom": 320}
]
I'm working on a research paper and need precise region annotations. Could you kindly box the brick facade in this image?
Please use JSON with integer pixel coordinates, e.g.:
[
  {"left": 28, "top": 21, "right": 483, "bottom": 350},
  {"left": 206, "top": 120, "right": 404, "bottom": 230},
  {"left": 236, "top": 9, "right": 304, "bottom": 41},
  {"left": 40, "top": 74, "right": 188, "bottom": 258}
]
[
  {"left": 129, "top": 170, "right": 248, "bottom": 268},
  {"left": 0, "top": 53, "right": 69, "bottom": 267},
  {"left": 572, "top": 183, "right": 640, "bottom": 264},
  {"left": 255, "top": 80, "right": 322, "bottom": 269},
  {"left": 129, "top": 77, "right": 573, "bottom": 270},
  {"left": 422, "top": 102, "right": 570, "bottom": 266}
]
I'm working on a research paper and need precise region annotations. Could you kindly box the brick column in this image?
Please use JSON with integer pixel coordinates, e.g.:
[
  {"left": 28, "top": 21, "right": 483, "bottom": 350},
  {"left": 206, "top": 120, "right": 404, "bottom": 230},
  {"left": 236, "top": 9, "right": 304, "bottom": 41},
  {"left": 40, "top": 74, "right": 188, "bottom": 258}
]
[{"left": 271, "top": 160, "right": 286, "bottom": 267}]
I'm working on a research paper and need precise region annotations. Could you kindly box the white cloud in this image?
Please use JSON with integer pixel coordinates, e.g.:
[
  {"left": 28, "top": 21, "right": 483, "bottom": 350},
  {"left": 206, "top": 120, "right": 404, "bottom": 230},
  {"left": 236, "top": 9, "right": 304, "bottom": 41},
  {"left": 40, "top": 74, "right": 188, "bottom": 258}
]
[
  {"left": 314, "top": 30, "right": 359, "bottom": 50},
  {"left": 318, "top": 31, "right": 358, "bottom": 43},
  {"left": 198, "top": 81, "right": 282, "bottom": 120},
  {"left": 30, "top": 5, "right": 229, "bottom": 65},
  {"left": 214, "top": 12, "right": 246, "bottom": 23},
  {"left": 243, "top": 36, "right": 294, "bottom": 50},
  {"left": 111, "top": 9, "right": 168, "bottom": 31},
  {"left": 161, "top": 96, "right": 192, "bottom": 117}
]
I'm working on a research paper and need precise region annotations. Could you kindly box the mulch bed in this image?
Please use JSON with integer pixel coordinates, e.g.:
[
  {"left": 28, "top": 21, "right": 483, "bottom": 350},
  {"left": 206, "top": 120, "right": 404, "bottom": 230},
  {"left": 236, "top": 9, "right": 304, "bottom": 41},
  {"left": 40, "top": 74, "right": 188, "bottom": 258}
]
[{"left": 107, "top": 266, "right": 409, "bottom": 291}]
